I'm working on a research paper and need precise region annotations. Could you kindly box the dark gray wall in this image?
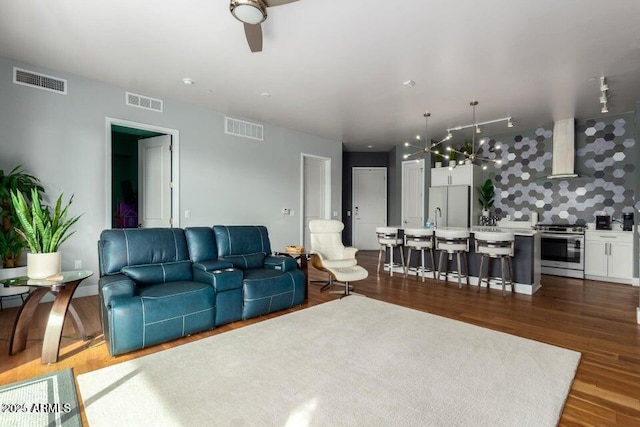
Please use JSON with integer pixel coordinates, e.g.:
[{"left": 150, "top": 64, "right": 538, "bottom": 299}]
[
  {"left": 484, "top": 112, "right": 638, "bottom": 225},
  {"left": 342, "top": 151, "right": 389, "bottom": 245}
]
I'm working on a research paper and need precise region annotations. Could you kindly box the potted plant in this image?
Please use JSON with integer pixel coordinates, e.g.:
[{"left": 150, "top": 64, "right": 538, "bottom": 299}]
[
  {"left": 0, "top": 166, "right": 44, "bottom": 269},
  {"left": 433, "top": 152, "right": 443, "bottom": 168},
  {"left": 476, "top": 178, "right": 495, "bottom": 217},
  {"left": 448, "top": 148, "right": 457, "bottom": 167},
  {"left": 11, "top": 188, "right": 82, "bottom": 279},
  {"left": 462, "top": 140, "right": 473, "bottom": 164}
]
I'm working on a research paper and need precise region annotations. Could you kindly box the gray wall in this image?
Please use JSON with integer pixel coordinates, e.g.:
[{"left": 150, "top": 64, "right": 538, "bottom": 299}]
[{"left": 0, "top": 57, "right": 343, "bottom": 292}]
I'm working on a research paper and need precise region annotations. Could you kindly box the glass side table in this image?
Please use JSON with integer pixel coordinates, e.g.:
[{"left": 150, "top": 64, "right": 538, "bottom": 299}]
[{"left": 1, "top": 270, "right": 93, "bottom": 364}]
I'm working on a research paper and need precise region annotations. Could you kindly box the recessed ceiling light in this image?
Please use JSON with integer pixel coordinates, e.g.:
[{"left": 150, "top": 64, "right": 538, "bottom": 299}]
[
  {"left": 402, "top": 80, "right": 416, "bottom": 88},
  {"left": 182, "top": 77, "right": 194, "bottom": 85},
  {"left": 208, "top": 89, "right": 214, "bottom": 94},
  {"left": 260, "top": 92, "right": 271, "bottom": 97}
]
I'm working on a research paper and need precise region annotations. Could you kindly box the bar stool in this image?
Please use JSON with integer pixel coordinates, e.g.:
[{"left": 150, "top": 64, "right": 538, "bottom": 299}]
[
  {"left": 475, "top": 231, "right": 515, "bottom": 297},
  {"left": 435, "top": 229, "right": 470, "bottom": 288},
  {"left": 376, "top": 227, "right": 405, "bottom": 277},
  {"left": 403, "top": 228, "right": 436, "bottom": 281}
]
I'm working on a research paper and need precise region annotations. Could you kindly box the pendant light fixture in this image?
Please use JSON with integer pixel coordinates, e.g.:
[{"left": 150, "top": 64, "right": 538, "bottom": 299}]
[
  {"left": 403, "top": 112, "right": 452, "bottom": 160},
  {"left": 446, "top": 100, "right": 510, "bottom": 170}
]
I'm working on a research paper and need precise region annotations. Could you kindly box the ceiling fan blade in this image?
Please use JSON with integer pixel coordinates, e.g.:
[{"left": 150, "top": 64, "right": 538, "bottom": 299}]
[
  {"left": 264, "top": 0, "right": 298, "bottom": 7},
  {"left": 244, "top": 23, "right": 263, "bottom": 52}
]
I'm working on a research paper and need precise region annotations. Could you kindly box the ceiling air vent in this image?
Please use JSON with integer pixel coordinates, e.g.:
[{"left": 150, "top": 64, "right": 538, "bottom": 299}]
[
  {"left": 125, "top": 91, "right": 163, "bottom": 112},
  {"left": 225, "top": 116, "right": 264, "bottom": 141},
  {"left": 13, "top": 67, "right": 67, "bottom": 94}
]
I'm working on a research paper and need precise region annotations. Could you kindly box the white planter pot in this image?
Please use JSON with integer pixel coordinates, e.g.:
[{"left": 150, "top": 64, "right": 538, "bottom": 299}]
[
  {"left": 482, "top": 209, "right": 490, "bottom": 217},
  {"left": 449, "top": 160, "right": 456, "bottom": 167},
  {"left": 27, "top": 252, "right": 62, "bottom": 279},
  {"left": 434, "top": 161, "right": 442, "bottom": 168},
  {"left": 465, "top": 159, "right": 473, "bottom": 165}
]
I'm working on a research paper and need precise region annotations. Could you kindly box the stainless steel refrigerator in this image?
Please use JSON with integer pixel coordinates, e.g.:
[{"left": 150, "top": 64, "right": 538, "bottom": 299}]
[{"left": 428, "top": 186, "right": 470, "bottom": 228}]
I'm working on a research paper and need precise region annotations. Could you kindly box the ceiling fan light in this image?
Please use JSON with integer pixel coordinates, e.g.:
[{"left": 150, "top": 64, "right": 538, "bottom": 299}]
[{"left": 230, "top": 0, "right": 267, "bottom": 25}]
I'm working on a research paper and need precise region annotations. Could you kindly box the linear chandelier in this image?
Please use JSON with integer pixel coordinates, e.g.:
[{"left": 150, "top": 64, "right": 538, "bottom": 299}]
[
  {"left": 402, "top": 101, "right": 513, "bottom": 170},
  {"left": 445, "top": 101, "right": 511, "bottom": 170}
]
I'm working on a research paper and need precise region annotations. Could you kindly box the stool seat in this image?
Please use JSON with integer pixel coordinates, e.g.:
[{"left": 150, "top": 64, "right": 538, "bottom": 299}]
[
  {"left": 376, "top": 226, "right": 405, "bottom": 277},
  {"left": 435, "top": 229, "right": 470, "bottom": 288},
  {"left": 404, "top": 228, "right": 435, "bottom": 281},
  {"left": 475, "top": 231, "right": 515, "bottom": 297}
]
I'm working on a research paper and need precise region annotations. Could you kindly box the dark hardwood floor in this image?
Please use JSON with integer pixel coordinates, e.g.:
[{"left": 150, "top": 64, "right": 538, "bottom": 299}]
[{"left": 1, "top": 250, "right": 639, "bottom": 425}]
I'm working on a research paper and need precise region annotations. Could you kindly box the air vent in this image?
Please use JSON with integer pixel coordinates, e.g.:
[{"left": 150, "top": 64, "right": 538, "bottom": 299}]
[
  {"left": 13, "top": 67, "right": 67, "bottom": 94},
  {"left": 225, "top": 116, "right": 264, "bottom": 141},
  {"left": 125, "top": 91, "right": 163, "bottom": 112}
]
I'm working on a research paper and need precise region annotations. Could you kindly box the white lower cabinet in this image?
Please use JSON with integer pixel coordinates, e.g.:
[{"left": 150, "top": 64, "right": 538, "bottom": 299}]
[{"left": 584, "top": 231, "right": 634, "bottom": 283}]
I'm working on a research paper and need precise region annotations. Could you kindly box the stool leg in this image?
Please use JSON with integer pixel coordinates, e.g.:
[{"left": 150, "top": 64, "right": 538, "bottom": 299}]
[
  {"left": 463, "top": 253, "right": 469, "bottom": 287},
  {"left": 477, "top": 255, "right": 485, "bottom": 292},
  {"left": 377, "top": 245, "right": 384, "bottom": 274},
  {"left": 430, "top": 248, "right": 436, "bottom": 280},
  {"left": 509, "top": 257, "right": 514, "bottom": 294},
  {"left": 420, "top": 248, "right": 425, "bottom": 282},
  {"left": 456, "top": 252, "right": 462, "bottom": 289},
  {"left": 400, "top": 246, "right": 406, "bottom": 269},
  {"left": 437, "top": 251, "right": 444, "bottom": 282},
  {"left": 405, "top": 248, "right": 413, "bottom": 278},
  {"left": 389, "top": 245, "right": 394, "bottom": 277},
  {"left": 501, "top": 257, "right": 506, "bottom": 297}
]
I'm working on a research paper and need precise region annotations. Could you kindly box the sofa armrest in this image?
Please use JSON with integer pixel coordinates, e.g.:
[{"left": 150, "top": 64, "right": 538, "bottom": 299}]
[
  {"left": 192, "top": 259, "right": 234, "bottom": 272},
  {"left": 193, "top": 268, "right": 243, "bottom": 292},
  {"left": 99, "top": 274, "right": 136, "bottom": 308},
  {"left": 264, "top": 255, "right": 298, "bottom": 272},
  {"left": 343, "top": 247, "right": 359, "bottom": 259}
]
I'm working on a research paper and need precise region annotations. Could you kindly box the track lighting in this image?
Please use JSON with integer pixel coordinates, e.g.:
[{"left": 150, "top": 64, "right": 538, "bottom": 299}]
[
  {"left": 475, "top": 126, "right": 482, "bottom": 134},
  {"left": 599, "top": 76, "right": 610, "bottom": 114},
  {"left": 507, "top": 118, "right": 514, "bottom": 128}
]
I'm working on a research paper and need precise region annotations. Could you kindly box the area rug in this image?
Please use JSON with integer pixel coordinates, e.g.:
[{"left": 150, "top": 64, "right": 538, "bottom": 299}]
[
  {"left": 0, "top": 368, "right": 81, "bottom": 427},
  {"left": 77, "top": 298, "right": 580, "bottom": 426}
]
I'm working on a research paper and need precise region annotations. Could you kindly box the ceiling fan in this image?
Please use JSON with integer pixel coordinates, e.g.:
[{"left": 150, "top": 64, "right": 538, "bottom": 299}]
[{"left": 229, "top": 0, "right": 299, "bottom": 53}]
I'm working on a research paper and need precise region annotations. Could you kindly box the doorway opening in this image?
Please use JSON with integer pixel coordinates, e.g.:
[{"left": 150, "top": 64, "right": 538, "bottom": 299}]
[
  {"left": 105, "top": 118, "right": 180, "bottom": 230},
  {"left": 300, "top": 154, "right": 331, "bottom": 248}
]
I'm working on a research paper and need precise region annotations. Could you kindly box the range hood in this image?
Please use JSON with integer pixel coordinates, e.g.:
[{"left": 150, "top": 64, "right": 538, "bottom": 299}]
[{"left": 548, "top": 118, "right": 578, "bottom": 179}]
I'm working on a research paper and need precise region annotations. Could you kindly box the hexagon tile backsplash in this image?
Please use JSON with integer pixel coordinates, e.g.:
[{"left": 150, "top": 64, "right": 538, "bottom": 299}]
[{"left": 483, "top": 113, "right": 638, "bottom": 225}]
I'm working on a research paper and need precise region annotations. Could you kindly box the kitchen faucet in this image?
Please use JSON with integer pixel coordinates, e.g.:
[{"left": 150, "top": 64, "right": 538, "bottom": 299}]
[{"left": 434, "top": 207, "right": 442, "bottom": 229}]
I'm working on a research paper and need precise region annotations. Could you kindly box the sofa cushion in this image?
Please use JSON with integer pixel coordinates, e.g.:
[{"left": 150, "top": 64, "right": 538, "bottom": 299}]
[
  {"left": 241, "top": 268, "right": 305, "bottom": 319},
  {"left": 213, "top": 225, "right": 272, "bottom": 257},
  {"left": 185, "top": 227, "right": 218, "bottom": 262},
  {"left": 137, "top": 281, "right": 215, "bottom": 347},
  {"left": 99, "top": 228, "right": 190, "bottom": 275},
  {"left": 121, "top": 260, "right": 193, "bottom": 286},
  {"left": 220, "top": 252, "right": 267, "bottom": 270}
]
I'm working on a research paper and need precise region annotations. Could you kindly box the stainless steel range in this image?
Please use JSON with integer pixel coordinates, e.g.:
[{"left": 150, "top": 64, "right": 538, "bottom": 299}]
[{"left": 535, "top": 224, "right": 586, "bottom": 278}]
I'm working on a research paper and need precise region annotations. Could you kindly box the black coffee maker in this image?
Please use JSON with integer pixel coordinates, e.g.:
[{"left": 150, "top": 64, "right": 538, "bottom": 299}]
[{"left": 622, "top": 213, "right": 634, "bottom": 231}]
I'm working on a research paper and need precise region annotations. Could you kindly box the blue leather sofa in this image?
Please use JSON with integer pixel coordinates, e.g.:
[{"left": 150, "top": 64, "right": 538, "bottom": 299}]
[{"left": 98, "top": 226, "right": 305, "bottom": 356}]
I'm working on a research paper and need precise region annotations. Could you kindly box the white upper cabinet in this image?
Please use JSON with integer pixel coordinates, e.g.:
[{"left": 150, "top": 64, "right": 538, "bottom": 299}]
[{"left": 431, "top": 164, "right": 477, "bottom": 186}]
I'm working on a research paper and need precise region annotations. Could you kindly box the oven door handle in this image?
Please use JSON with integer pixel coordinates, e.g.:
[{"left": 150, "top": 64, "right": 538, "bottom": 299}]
[{"left": 541, "top": 233, "right": 584, "bottom": 242}]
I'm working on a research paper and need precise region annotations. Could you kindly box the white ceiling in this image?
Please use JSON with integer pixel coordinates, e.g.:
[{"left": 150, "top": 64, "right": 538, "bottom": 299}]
[{"left": 1, "top": 0, "right": 640, "bottom": 151}]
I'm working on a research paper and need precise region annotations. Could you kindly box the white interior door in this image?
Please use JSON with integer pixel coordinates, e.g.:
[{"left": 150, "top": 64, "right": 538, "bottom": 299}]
[
  {"left": 402, "top": 159, "right": 424, "bottom": 228},
  {"left": 353, "top": 167, "right": 387, "bottom": 250},
  {"left": 302, "top": 155, "right": 330, "bottom": 248},
  {"left": 138, "top": 135, "right": 172, "bottom": 228}
]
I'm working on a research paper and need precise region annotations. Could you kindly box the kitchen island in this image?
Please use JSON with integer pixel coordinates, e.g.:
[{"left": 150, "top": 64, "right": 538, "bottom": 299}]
[{"left": 385, "top": 226, "right": 540, "bottom": 295}]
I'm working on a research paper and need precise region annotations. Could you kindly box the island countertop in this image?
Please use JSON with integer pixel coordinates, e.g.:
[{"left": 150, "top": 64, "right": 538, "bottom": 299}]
[{"left": 391, "top": 225, "right": 537, "bottom": 237}]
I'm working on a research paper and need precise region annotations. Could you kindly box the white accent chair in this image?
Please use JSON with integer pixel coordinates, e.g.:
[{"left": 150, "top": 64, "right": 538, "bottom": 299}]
[
  {"left": 435, "top": 229, "right": 470, "bottom": 288},
  {"left": 475, "top": 231, "right": 515, "bottom": 297},
  {"left": 403, "top": 228, "right": 436, "bottom": 281},
  {"left": 375, "top": 227, "right": 405, "bottom": 277},
  {"left": 309, "top": 220, "right": 369, "bottom": 297}
]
